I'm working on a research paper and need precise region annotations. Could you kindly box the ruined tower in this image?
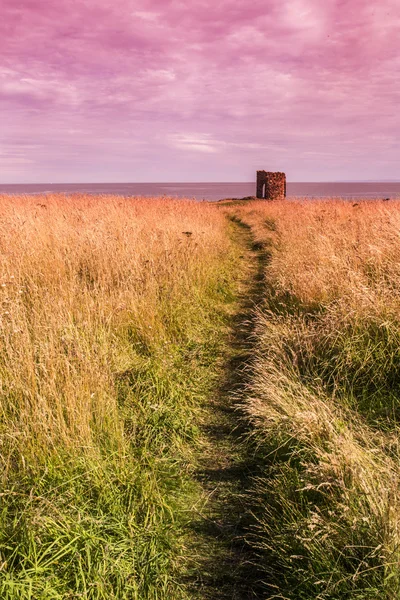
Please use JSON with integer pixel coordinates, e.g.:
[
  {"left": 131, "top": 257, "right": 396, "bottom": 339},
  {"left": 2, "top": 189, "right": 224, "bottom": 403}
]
[{"left": 256, "top": 171, "right": 286, "bottom": 200}]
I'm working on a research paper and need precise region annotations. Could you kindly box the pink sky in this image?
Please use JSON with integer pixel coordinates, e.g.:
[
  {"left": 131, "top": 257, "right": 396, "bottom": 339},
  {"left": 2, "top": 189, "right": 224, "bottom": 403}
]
[{"left": 1, "top": 0, "right": 399, "bottom": 183}]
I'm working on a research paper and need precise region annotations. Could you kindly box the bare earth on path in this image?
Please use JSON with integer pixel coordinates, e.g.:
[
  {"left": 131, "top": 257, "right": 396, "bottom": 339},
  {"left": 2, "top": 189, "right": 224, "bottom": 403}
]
[{"left": 184, "top": 217, "right": 271, "bottom": 599}]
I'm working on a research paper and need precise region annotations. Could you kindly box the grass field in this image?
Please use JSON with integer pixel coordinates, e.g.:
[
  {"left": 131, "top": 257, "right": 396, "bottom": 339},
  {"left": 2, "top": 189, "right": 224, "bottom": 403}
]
[
  {"left": 228, "top": 199, "right": 400, "bottom": 599},
  {"left": 0, "top": 194, "right": 242, "bottom": 599},
  {"left": 2, "top": 194, "right": 400, "bottom": 599}
]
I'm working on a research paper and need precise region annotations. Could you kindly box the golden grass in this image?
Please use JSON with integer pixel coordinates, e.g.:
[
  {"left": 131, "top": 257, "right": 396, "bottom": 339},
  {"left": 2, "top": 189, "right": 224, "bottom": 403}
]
[
  {"left": 0, "top": 194, "right": 228, "bottom": 460},
  {"left": 231, "top": 198, "right": 400, "bottom": 304},
  {"left": 0, "top": 193, "right": 238, "bottom": 598},
  {"left": 228, "top": 199, "right": 400, "bottom": 598},
  {"left": 6, "top": 192, "right": 400, "bottom": 596}
]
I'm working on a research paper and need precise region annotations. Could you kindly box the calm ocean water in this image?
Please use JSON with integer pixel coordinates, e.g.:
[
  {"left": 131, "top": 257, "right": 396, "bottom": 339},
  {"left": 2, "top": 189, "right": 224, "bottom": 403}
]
[{"left": 0, "top": 182, "right": 400, "bottom": 201}]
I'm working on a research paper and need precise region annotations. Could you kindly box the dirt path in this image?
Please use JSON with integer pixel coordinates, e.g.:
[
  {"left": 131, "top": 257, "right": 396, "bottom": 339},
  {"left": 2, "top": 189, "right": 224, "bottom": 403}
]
[{"left": 184, "top": 217, "right": 270, "bottom": 599}]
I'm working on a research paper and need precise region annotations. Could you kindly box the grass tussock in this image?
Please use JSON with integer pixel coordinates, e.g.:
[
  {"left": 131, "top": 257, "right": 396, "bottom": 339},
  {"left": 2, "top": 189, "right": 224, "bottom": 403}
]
[
  {"left": 0, "top": 194, "right": 240, "bottom": 599},
  {"left": 229, "top": 199, "right": 400, "bottom": 598}
]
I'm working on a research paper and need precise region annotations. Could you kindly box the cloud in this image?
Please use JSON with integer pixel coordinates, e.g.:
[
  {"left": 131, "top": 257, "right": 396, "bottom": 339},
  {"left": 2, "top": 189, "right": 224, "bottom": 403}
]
[
  {"left": 168, "top": 134, "right": 223, "bottom": 153},
  {"left": 0, "top": 0, "right": 399, "bottom": 182}
]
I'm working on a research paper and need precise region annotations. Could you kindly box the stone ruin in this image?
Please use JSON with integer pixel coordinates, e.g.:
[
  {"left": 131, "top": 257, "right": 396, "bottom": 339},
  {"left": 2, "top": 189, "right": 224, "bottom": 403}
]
[{"left": 256, "top": 171, "right": 286, "bottom": 200}]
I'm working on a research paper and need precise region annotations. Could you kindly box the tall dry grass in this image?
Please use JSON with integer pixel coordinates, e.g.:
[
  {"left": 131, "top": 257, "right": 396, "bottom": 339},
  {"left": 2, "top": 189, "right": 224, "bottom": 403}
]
[
  {"left": 230, "top": 199, "right": 400, "bottom": 598},
  {"left": 0, "top": 194, "right": 238, "bottom": 599}
]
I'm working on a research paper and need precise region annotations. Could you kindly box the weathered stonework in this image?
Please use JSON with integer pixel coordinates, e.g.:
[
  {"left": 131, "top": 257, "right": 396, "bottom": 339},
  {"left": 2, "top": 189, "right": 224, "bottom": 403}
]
[{"left": 256, "top": 171, "right": 286, "bottom": 200}]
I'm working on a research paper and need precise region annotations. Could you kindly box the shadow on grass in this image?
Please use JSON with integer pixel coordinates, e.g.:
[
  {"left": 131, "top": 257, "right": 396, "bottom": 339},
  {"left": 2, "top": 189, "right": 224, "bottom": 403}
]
[{"left": 185, "top": 217, "right": 272, "bottom": 599}]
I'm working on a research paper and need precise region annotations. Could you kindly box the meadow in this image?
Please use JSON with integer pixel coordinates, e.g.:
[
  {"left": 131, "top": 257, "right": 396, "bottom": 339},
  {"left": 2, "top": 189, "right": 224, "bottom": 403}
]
[
  {"left": 0, "top": 194, "right": 241, "bottom": 599},
  {"left": 228, "top": 199, "right": 400, "bottom": 599},
  {"left": 2, "top": 194, "right": 400, "bottom": 599}
]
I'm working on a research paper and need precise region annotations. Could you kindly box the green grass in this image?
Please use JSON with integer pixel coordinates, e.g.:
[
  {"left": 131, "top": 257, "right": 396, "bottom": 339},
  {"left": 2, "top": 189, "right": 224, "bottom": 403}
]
[
  {"left": 243, "top": 312, "right": 399, "bottom": 599},
  {"left": 0, "top": 292, "right": 239, "bottom": 599}
]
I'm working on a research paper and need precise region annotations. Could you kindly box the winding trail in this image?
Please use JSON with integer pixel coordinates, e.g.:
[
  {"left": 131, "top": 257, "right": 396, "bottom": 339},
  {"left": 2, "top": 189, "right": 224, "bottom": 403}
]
[{"left": 184, "top": 216, "right": 271, "bottom": 599}]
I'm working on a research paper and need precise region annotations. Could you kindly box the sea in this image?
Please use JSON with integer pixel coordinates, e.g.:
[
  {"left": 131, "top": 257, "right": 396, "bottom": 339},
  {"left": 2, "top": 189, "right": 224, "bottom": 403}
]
[{"left": 0, "top": 182, "right": 400, "bottom": 201}]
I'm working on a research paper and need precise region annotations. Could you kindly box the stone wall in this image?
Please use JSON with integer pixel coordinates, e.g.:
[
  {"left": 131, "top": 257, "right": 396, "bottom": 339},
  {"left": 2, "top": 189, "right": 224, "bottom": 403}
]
[{"left": 256, "top": 171, "right": 286, "bottom": 200}]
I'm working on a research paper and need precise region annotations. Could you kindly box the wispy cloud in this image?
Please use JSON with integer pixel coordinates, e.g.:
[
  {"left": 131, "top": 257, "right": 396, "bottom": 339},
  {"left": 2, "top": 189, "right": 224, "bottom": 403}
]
[{"left": 169, "top": 134, "right": 224, "bottom": 153}]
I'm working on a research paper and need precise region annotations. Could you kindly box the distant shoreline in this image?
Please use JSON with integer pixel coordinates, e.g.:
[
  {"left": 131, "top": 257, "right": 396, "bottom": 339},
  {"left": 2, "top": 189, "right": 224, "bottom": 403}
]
[{"left": 1, "top": 181, "right": 400, "bottom": 201}]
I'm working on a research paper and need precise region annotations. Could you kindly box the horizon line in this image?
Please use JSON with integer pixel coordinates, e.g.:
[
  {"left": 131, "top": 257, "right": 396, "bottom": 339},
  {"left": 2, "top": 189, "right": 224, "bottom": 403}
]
[{"left": 1, "top": 180, "right": 400, "bottom": 185}]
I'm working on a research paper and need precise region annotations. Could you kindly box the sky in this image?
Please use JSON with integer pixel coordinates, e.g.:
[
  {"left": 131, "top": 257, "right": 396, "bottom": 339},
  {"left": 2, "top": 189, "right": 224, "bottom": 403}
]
[{"left": 1, "top": 0, "right": 399, "bottom": 183}]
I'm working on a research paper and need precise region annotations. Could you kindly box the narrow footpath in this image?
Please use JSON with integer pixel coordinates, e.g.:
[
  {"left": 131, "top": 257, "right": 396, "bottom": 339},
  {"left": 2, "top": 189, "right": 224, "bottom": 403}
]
[{"left": 184, "top": 216, "right": 271, "bottom": 599}]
